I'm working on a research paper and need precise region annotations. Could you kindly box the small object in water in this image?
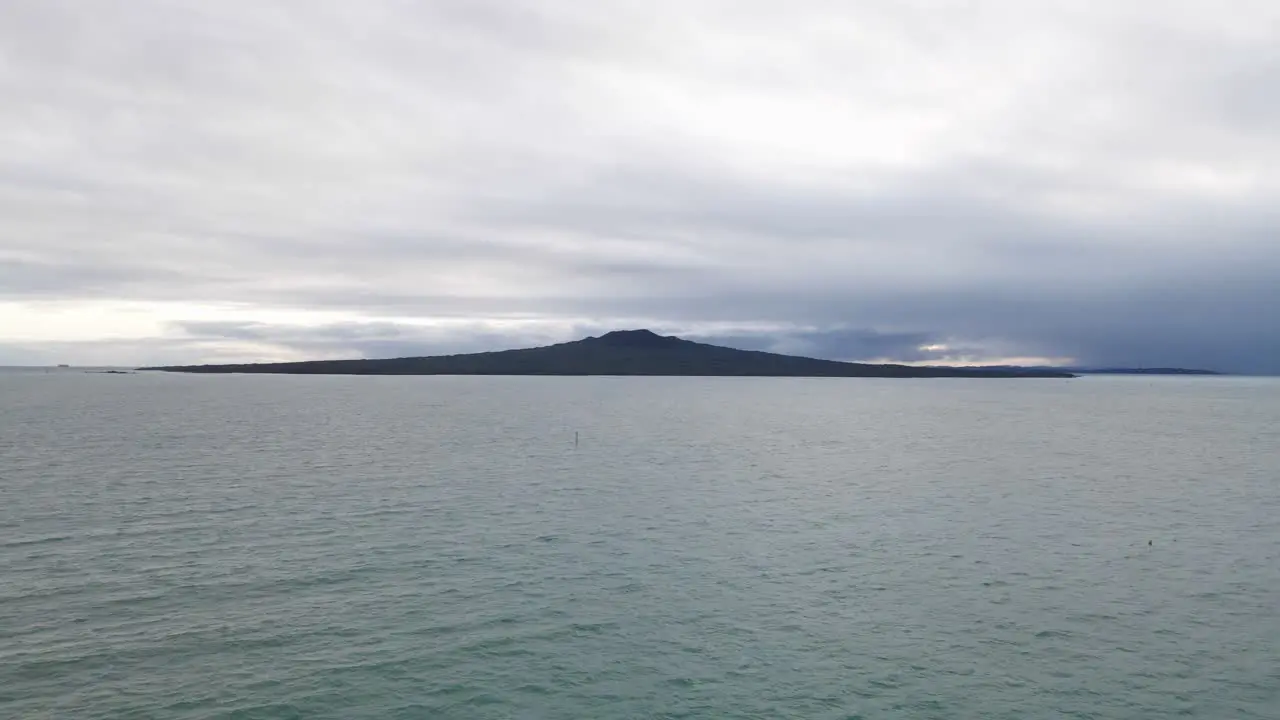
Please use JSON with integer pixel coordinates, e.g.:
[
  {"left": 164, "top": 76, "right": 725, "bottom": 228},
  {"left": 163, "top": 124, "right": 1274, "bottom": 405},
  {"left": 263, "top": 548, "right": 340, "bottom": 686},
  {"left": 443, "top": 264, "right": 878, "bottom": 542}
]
[{"left": 1148, "top": 540, "right": 1153, "bottom": 546}]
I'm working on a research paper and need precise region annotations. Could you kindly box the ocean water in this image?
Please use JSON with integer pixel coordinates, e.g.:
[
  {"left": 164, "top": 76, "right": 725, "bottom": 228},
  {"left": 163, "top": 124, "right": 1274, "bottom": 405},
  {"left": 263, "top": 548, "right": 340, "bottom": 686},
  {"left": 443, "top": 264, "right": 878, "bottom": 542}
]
[{"left": 2, "top": 372, "right": 1278, "bottom": 719}]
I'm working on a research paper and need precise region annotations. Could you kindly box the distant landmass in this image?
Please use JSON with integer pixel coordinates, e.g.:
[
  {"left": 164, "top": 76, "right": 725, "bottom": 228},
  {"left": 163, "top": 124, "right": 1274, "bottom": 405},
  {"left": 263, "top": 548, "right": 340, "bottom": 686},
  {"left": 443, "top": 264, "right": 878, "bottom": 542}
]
[
  {"left": 141, "top": 329, "right": 1075, "bottom": 378},
  {"left": 972, "top": 365, "right": 1221, "bottom": 376},
  {"left": 1063, "top": 367, "right": 1220, "bottom": 375}
]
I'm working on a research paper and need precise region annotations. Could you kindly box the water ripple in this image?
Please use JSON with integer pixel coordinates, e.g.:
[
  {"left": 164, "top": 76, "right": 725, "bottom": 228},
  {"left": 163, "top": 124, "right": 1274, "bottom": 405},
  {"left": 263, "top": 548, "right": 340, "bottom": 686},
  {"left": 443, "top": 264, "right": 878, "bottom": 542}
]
[{"left": 2, "top": 374, "right": 1278, "bottom": 718}]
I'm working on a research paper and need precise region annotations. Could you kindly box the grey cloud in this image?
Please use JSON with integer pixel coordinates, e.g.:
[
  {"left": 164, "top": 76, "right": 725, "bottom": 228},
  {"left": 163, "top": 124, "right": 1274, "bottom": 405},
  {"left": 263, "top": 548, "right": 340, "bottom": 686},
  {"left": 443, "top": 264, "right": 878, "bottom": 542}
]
[
  {"left": 1, "top": 1, "right": 1279, "bottom": 372},
  {"left": 688, "top": 329, "right": 959, "bottom": 364},
  {"left": 0, "top": 259, "right": 199, "bottom": 300},
  {"left": 171, "top": 320, "right": 569, "bottom": 360}
]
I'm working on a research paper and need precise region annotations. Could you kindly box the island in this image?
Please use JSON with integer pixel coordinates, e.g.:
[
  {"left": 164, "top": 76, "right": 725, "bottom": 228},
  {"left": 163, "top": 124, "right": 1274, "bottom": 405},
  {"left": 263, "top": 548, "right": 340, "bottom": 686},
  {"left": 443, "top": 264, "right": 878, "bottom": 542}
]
[{"left": 140, "top": 329, "right": 1075, "bottom": 378}]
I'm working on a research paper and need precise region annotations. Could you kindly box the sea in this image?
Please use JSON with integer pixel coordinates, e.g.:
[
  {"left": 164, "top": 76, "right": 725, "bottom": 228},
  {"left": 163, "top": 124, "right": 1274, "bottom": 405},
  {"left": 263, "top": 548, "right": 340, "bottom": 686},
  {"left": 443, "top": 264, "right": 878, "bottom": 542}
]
[{"left": 2, "top": 370, "right": 1278, "bottom": 719}]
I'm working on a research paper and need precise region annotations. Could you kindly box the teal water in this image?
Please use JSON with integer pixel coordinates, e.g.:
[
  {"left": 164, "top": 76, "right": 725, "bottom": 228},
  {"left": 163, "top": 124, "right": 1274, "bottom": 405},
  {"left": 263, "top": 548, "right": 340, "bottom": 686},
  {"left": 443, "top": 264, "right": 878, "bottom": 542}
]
[{"left": 2, "top": 373, "right": 1278, "bottom": 719}]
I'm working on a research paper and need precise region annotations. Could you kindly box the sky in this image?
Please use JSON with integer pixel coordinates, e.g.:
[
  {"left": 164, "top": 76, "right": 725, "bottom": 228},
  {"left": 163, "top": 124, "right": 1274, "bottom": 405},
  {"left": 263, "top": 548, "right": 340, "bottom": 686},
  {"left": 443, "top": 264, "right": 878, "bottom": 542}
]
[{"left": 1, "top": 1, "right": 1278, "bottom": 372}]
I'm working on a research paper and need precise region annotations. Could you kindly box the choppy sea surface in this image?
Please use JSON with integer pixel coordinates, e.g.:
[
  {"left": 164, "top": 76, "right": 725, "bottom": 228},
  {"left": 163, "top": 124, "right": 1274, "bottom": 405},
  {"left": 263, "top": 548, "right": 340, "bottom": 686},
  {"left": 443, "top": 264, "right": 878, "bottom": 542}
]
[{"left": 2, "top": 371, "right": 1278, "bottom": 719}]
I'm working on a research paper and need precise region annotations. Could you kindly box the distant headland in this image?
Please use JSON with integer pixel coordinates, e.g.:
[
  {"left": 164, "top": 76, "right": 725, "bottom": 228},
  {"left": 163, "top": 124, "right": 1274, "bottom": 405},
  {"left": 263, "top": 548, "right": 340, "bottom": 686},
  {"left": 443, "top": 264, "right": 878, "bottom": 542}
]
[
  {"left": 140, "top": 329, "right": 1075, "bottom": 378},
  {"left": 971, "top": 365, "right": 1221, "bottom": 376},
  {"left": 1060, "top": 367, "right": 1220, "bottom": 376}
]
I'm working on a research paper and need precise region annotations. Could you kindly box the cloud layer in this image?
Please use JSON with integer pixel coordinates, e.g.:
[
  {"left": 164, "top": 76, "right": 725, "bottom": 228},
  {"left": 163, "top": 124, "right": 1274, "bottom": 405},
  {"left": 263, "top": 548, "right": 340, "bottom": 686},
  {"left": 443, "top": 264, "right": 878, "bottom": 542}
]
[{"left": 2, "top": 1, "right": 1278, "bottom": 371}]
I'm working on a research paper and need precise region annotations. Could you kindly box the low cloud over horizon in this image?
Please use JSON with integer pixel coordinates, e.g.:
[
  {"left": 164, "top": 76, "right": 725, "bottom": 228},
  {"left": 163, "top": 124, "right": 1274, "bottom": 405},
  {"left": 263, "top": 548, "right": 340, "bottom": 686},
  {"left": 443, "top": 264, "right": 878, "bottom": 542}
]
[{"left": 3, "top": 1, "right": 1278, "bottom": 373}]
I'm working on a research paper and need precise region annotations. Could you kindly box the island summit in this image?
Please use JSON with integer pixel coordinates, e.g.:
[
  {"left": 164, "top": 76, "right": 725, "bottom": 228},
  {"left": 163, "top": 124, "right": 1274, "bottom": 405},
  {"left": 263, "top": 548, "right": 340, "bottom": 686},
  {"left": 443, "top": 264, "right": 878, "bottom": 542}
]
[{"left": 142, "top": 329, "right": 1075, "bottom": 378}]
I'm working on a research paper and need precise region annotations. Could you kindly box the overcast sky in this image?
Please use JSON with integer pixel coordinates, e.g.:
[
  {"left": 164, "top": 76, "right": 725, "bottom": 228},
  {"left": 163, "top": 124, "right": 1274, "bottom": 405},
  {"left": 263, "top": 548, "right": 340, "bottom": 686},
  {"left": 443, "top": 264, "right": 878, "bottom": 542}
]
[{"left": 2, "top": 1, "right": 1278, "bottom": 371}]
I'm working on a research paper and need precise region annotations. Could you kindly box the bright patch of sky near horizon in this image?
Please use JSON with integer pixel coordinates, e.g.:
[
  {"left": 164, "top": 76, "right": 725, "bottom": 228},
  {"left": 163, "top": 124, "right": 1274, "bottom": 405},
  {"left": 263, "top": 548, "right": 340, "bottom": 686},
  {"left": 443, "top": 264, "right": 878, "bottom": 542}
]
[{"left": 1, "top": 1, "right": 1278, "bottom": 371}]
